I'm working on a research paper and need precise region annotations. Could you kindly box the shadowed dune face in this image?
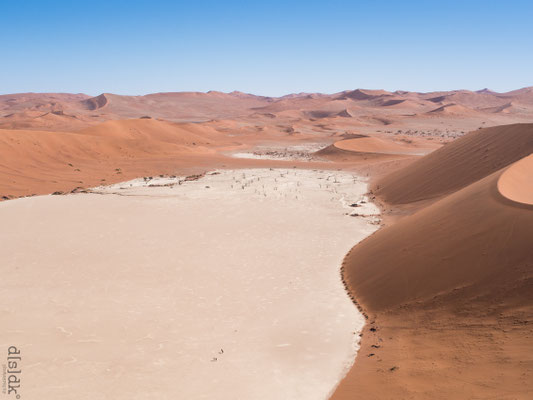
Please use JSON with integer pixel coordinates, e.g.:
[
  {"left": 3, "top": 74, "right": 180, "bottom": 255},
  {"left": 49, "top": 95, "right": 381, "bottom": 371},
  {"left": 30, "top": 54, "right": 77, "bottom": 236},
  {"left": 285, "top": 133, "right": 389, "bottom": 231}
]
[
  {"left": 374, "top": 123, "right": 533, "bottom": 204},
  {"left": 426, "top": 103, "right": 479, "bottom": 115},
  {"left": 332, "top": 148, "right": 533, "bottom": 399}
]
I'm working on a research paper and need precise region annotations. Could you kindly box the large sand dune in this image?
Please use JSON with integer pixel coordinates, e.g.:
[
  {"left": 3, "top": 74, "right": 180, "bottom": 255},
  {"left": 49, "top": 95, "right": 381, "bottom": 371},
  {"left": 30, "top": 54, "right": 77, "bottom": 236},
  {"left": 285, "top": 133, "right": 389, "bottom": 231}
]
[
  {"left": 0, "top": 119, "right": 225, "bottom": 198},
  {"left": 1, "top": 114, "right": 433, "bottom": 200},
  {"left": 374, "top": 123, "right": 533, "bottom": 204},
  {"left": 332, "top": 150, "right": 533, "bottom": 399}
]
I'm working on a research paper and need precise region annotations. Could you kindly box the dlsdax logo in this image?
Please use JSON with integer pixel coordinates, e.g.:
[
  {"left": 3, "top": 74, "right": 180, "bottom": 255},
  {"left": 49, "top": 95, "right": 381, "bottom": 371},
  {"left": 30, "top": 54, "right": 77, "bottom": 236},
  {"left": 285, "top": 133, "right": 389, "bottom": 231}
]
[{"left": 2, "top": 347, "right": 22, "bottom": 399}]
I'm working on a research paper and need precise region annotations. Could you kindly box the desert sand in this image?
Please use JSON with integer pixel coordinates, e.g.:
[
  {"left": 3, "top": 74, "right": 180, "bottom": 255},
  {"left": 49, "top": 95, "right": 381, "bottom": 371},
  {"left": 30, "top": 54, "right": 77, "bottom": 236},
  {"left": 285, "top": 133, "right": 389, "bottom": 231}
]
[
  {"left": 332, "top": 124, "right": 533, "bottom": 399},
  {"left": 0, "top": 168, "right": 379, "bottom": 399},
  {"left": 0, "top": 117, "right": 436, "bottom": 200},
  {"left": 1, "top": 88, "right": 533, "bottom": 400},
  {"left": 374, "top": 123, "right": 533, "bottom": 204}
]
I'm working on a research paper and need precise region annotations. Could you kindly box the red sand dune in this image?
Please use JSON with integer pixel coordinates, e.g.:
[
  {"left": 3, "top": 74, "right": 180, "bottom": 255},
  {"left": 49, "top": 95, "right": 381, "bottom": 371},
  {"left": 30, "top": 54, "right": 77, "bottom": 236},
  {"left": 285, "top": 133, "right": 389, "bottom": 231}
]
[
  {"left": 79, "top": 118, "right": 223, "bottom": 147},
  {"left": 336, "top": 89, "right": 392, "bottom": 101},
  {"left": 334, "top": 136, "right": 437, "bottom": 155},
  {"left": 80, "top": 91, "right": 273, "bottom": 121},
  {"left": 313, "top": 135, "right": 439, "bottom": 177},
  {"left": 422, "top": 90, "right": 507, "bottom": 108},
  {"left": 336, "top": 108, "right": 354, "bottom": 117},
  {"left": 315, "top": 141, "right": 411, "bottom": 164},
  {"left": 483, "top": 101, "right": 533, "bottom": 114},
  {"left": 0, "top": 116, "right": 353, "bottom": 199},
  {"left": 427, "top": 103, "right": 479, "bottom": 115},
  {"left": 0, "top": 119, "right": 230, "bottom": 198},
  {"left": 3, "top": 88, "right": 533, "bottom": 138},
  {"left": 374, "top": 123, "right": 533, "bottom": 204},
  {"left": 332, "top": 150, "right": 533, "bottom": 399}
]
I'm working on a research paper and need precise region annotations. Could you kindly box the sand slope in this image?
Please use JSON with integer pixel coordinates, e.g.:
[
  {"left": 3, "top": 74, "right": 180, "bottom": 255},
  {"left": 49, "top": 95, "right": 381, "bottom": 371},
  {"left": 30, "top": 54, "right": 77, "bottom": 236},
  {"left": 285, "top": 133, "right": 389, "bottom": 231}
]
[
  {"left": 332, "top": 153, "right": 533, "bottom": 399},
  {"left": 0, "top": 119, "right": 228, "bottom": 198},
  {"left": 333, "top": 136, "right": 437, "bottom": 156},
  {"left": 374, "top": 123, "right": 533, "bottom": 204},
  {"left": 79, "top": 118, "right": 222, "bottom": 146}
]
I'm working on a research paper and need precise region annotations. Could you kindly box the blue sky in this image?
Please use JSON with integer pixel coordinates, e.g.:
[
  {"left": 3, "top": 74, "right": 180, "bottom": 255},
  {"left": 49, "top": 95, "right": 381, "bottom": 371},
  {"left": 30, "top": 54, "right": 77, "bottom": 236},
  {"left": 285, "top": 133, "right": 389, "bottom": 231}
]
[{"left": 1, "top": 0, "right": 532, "bottom": 96}]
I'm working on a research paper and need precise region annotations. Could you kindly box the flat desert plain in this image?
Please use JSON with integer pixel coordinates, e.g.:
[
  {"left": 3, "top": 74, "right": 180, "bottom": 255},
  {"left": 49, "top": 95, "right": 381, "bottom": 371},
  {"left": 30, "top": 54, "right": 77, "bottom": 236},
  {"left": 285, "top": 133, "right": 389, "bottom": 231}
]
[{"left": 1, "top": 169, "right": 378, "bottom": 399}]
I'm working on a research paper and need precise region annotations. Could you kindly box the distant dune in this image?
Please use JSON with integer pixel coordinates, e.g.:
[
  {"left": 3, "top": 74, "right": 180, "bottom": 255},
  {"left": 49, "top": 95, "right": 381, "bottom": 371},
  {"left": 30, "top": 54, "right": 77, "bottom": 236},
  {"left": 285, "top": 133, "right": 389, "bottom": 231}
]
[
  {"left": 0, "top": 119, "right": 231, "bottom": 198},
  {"left": 79, "top": 118, "right": 221, "bottom": 146},
  {"left": 427, "top": 103, "right": 478, "bottom": 115},
  {"left": 2, "top": 87, "right": 533, "bottom": 136},
  {"left": 0, "top": 115, "right": 357, "bottom": 199},
  {"left": 336, "top": 108, "right": 354, "bottom": 117},
  {"left": 333, "top": 136, "right": 437, "bottom": 155},
  {"left": 82, "top": 93, "right": 108, "bottom": 110},
  {"left": 336, "top": 89, "right": 392, "bottom": 101},
  {"left": 483, "top": 101, "right": 533, "bottom": 114}
]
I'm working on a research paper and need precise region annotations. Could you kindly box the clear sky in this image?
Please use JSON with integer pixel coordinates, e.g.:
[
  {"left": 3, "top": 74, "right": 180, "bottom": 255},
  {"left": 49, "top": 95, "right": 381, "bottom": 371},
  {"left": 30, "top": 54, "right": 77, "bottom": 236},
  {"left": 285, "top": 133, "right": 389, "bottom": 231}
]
[{"left": 1, "top": 0, "right": 532, "bottom": 96}]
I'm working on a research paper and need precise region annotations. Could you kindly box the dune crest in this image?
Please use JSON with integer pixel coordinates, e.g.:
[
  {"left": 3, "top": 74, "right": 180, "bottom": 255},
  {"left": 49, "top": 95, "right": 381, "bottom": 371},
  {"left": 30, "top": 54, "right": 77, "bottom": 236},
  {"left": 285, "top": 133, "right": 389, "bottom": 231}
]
[
  {"left": 0, "top": 118, "right": 232, "bottom": 198},
  {"left": 374, "top": 123, "right": 533, "bottom": 204},
  {"left": 427, "top": 103, "right": 477, "bottom": 114},
  {"left": 497, "top": 153, "right": 533, "bottom": 206},
  {"left": 334, "top": 136, "right": 436, "bottom": 155}
]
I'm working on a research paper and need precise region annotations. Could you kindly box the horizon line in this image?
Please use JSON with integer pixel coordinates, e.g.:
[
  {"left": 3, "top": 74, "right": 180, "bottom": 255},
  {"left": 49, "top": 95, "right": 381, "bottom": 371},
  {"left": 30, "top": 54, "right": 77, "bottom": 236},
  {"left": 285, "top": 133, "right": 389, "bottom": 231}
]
[{"left": 2, "top": 85, "right": 533, "bottom": 99}]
